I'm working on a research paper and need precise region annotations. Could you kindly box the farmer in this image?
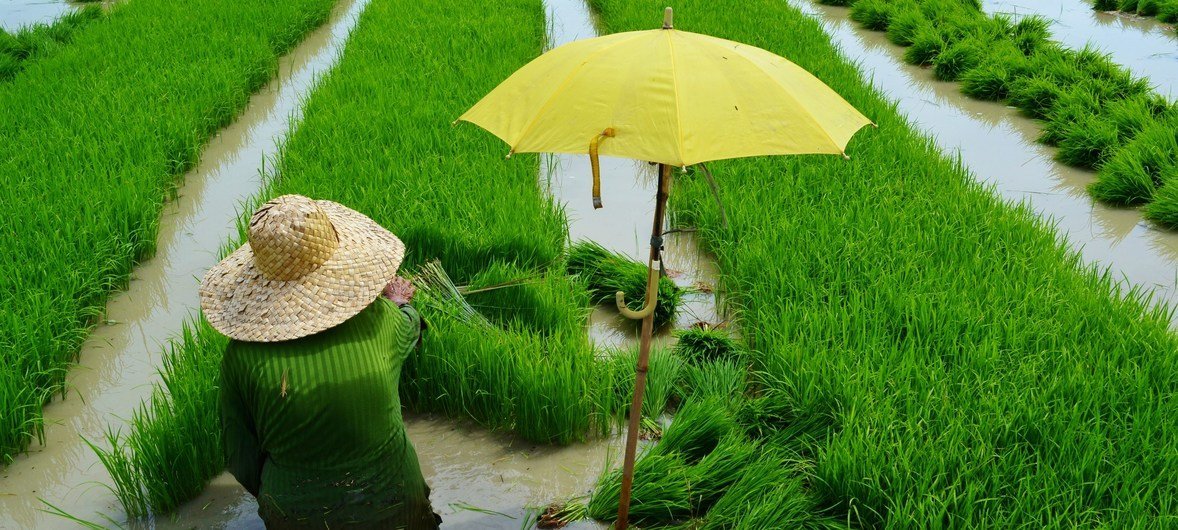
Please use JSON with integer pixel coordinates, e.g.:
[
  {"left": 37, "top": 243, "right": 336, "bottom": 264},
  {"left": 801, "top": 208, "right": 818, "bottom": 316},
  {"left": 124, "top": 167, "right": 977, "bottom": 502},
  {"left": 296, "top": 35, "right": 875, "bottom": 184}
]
[{"left": 199, "top": 194, "right": 440, "bottom": 529}]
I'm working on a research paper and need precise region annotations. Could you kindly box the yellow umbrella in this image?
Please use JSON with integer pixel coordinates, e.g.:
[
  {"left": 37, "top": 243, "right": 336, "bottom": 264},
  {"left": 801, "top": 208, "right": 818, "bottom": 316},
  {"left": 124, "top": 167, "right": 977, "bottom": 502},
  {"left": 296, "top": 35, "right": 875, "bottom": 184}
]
[{"left": 459, "top": 8, "right": 871, "bottom": 529}]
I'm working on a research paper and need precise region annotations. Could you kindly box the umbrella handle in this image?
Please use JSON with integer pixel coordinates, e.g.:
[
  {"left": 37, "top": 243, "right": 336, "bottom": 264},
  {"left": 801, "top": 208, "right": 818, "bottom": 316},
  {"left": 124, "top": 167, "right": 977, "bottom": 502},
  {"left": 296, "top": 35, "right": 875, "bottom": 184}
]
[
  {"left": 589, "top": 128, "right": 615, "bottom": 209},
  {"left": 616, "top": 260, "right": 660, "bottom": 320}
]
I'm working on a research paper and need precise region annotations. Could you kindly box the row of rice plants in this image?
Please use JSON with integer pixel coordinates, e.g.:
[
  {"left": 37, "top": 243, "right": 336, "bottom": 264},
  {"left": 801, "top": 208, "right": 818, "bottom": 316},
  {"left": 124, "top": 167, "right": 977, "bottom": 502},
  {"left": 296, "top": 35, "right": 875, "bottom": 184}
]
[
  {"left": 0, "top": 5, "right": 103, "bottom": 81},
  {"left": 0, "top": 0, "right": 336, "bottom": 464},
  {"left": 823, "top": 0, "right": 1178, "bottom": 229},
  {"left": 93, "top": 0, "right": 671, "bottom": 515},
  {"left": 587, "top": 0, "right": 1177, "bottom": 526},
  {"left": 1093, "top": 0, "right": 1178, "bottom": 29}
]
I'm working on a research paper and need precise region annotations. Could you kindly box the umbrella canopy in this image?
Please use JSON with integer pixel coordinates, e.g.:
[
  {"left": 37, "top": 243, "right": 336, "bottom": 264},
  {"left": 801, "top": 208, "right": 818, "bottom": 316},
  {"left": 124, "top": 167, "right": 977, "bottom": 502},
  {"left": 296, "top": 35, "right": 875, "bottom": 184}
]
[{"left": 458, "top": 25, "right": 873, "bottom": 167}]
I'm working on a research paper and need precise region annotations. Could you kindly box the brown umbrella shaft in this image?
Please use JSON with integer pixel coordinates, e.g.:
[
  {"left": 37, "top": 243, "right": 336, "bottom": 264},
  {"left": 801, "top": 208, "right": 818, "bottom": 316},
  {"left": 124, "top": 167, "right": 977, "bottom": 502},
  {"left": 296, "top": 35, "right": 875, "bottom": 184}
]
[{"left": 616, "top": 163, "right": 673, "bottom": 530}]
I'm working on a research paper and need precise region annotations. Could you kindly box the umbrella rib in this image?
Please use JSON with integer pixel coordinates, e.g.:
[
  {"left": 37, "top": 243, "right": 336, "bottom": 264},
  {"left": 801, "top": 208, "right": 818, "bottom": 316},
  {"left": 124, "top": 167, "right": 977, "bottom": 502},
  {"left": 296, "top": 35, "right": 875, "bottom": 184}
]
[
  {"left": 666, "top": 31, "right": 687, "bottom": 166},
  {"left": 510, "top": 32, "right": 648, "bottom": 151}
]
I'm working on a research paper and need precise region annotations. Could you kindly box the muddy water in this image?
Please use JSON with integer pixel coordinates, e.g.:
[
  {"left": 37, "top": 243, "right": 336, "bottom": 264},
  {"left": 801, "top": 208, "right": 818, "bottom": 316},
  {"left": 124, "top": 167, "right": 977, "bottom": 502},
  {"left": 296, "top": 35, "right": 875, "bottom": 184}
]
[
  {"left": 0, "top": 0, "right": 111, "bottom": 32},
  {"left": 0, "top": 0, "right": 365, "bottom": 527},
  {"left": 794, "top": 1, "right": 1178, "bottom": 322},
  {"left": 981, "top": 0, "right": 1177, "bottom": 99},
  {"left": 544, "top": 0, "right": 725, "bottom": 350}
]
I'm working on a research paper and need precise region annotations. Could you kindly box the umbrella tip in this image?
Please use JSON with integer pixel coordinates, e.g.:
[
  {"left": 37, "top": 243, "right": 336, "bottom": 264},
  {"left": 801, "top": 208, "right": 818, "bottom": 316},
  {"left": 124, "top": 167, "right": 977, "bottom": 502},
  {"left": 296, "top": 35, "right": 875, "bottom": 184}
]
[{"left": 663, "top": 7, "right": 673, "bottom": 29}]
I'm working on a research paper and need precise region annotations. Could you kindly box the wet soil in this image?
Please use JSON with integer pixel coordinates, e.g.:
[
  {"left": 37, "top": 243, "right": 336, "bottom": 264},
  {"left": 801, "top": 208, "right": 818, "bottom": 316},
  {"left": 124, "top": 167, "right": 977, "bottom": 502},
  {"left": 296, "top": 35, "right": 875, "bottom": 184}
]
[
  {"left": 796, "top": 0, "right": 1178, "bottom": 324},
  {"left": 0, "top": 0, "right": 365, "bottom": 526}
]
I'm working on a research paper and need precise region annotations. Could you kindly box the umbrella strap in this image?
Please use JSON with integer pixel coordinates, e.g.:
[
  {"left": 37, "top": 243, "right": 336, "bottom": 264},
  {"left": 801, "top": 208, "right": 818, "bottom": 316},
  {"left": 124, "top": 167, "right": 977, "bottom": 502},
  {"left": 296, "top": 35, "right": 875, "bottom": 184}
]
[{"left": 589, "top": 128, "right": 615, "bottom": 209}]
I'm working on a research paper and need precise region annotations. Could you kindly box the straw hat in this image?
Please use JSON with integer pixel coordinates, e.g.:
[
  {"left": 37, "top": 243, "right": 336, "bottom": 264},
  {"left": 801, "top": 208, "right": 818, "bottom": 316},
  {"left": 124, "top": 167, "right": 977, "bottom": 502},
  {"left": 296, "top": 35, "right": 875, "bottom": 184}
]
[{"left": 199, "top": 194, "right": 405, "bottom": 342}]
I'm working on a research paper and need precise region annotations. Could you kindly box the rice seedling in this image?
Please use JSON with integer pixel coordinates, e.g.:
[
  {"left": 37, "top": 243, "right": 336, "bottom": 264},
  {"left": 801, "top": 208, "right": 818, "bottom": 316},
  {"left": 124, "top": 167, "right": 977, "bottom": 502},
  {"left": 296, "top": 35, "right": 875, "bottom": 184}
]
[
  {"left": 902, "top": 26, "right": 945, "bottom": 65},
  {"left": 678, "top": 359, "right": 747, "bottom": 402},
  {"left": 1007, "top": 75, "right": 1063, "bottom": 119},
  {"left": 650, "top": 397, "right": 736, "bottom": 463},
  {"left": 884, "top": 10, "right": 926, "bottom": 47},
  {"left": 1055, "top": 114, "right": 1123, "bottom": 168},
  {"left": 0, "top": 0, "right": 336, "bottom": 464},
  {"left": 607, "top": 347, "right": 686, "bottom": 420},
  {"left": 589, "top": 0, "right": 1178, "bottom": 526},
  {"left": 586, "top": 452, "right": 695, "bottom": 525},
  {"left": 931, "top": 36, "right": 985, "bottom": 81},
  {"left": 848, "top": 0, "right": 898, "bottom": 31},
  {"left": 0, "top": 5, "right": 103, "bottom": 81},
  {"left": 672, "top": 327, "right": 742, "bottom": 365},
  {"left": 1145, "top": 175, "right": 1178, "bottom": 229},
  {"left": 463, "top": 261, "right": 591, "bottom": 334},
  {"left": 1090, "top": 118, "right": 1178, "bottom": 205},
  {"left": 1159, "top": 2, "right": 1178, "bottom": 22},
  {"left": 566, "top": 240, "right": 683, "bottom": 327}
]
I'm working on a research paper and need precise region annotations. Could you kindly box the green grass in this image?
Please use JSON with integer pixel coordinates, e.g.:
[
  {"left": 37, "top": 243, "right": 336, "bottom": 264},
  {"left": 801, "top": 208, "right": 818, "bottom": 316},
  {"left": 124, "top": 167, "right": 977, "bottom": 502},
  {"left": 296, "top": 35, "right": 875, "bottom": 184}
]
[
  {"left": 587, "top": 0, "right": 1178, "bottom": 526},
  {"left": 0, "top": 0, "right": 335, "bottom": 464},
  {"left": 0, "top": 5, "right": 103, "bottom": 81},
  {"left": 1093, "top": 0, "right": 1178, "bottom": 27},
  {"left": 567, "top": 240, "right": 684, "bottom": 327},
  {"left": 831, "top": 0, "right": 1178, "bottom": 222}
]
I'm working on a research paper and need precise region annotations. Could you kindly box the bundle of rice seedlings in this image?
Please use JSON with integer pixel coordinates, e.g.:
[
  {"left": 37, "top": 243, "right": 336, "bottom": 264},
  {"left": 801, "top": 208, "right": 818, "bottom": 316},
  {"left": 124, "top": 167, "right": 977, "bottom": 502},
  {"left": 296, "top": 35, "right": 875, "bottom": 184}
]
[
  {"left": 1008, "top": 76, "right": 1063, "bottom": 119},
  {"left": 903, "top": 26, "right": 946, "bottom": 65},
  {"left": 686, "top": 435, "right": 761, "bottom": 513},
  {"left": 653, "top": 397, "right": 737, "bottom": 463},
  {"left": 960, "top": 45, "right": 1028, "bottom": 101},
  {"left": 1137, "top": 0, "right": 1161, "bottom": 15},
  {"left": 1145, "top": 176, "right": 1178, "bottom": 229},
  {"left": 1011, "top": 16, "right": 1051, "bottom": 55},
  {"left": 932, "top": 37, "right": 986, "bottom": 81},
  {"left": 409, "top": 260, "right": 493, "bottom": 329},
  {"left": 1056, "top": 114, "right": 1122, "bottom": 168},
  {"left": 1159, "top": 2, "right": 1178, "bottom": 22},
  {"left": 885, "top": 10, "right": 927, "bottom": 47},
  {"left": 462, "top": 261, "right": 590, "bottom": 334},
  {"left": 673, "top": 327, "right": 742, "bottom": 365},
  {"left": 849, "top": 0, "right": 897, "bottom": 31},
  {"left": 699, "top": 454, "right": 829, "bottom": 530},
  {"left": 679, "top": 360, "right": 747, "bottom": 403},
  {"left": 608, "top": 347, "right": 686, "bottom": 420},
  {"left": 1039, "top": 85, "right": 1103, "bottom": 146},
  {"left": 586, "top": 452, "right": 694, "bottom": 525},
  {"left": 566, "top": 240, "right": 683, "bottom": 327}
]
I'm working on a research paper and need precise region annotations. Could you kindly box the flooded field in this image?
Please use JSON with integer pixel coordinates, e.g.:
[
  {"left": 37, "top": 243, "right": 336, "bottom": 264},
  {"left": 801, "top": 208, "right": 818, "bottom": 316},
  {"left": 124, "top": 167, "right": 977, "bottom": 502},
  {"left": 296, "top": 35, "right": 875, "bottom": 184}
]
[
  {"left": 0, "top": 0, "right": 88, "bottom": 31},
  {"left": 0, "top": 0, "right": 364, "bottom": 526},
  {"left": 981, "top": 0, "right": 1177, "bottom": 98},
  {"left": 796, "top": 0, "right": 1178, "bottom": 324}
]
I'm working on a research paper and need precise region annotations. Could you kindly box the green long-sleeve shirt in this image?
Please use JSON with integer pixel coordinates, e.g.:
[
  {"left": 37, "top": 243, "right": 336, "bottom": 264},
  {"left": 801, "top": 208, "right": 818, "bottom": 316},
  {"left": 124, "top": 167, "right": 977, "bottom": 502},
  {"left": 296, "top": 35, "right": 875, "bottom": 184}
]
[{"left": 220, "top": 298, "right": 435, "bottom": 529}]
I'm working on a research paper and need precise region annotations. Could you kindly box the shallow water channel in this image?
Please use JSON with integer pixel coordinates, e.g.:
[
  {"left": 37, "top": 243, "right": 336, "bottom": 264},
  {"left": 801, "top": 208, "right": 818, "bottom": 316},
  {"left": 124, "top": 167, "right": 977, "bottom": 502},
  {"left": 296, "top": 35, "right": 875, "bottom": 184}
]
[
  {"left": 980, "top": 0, "right": 1177, "bottom": 99},
  {"left": 794, "top": 0, "right": 1178, "bottom": 324},
  {"left": 0, "top": 0, "right": 110, "bottom": 31}
]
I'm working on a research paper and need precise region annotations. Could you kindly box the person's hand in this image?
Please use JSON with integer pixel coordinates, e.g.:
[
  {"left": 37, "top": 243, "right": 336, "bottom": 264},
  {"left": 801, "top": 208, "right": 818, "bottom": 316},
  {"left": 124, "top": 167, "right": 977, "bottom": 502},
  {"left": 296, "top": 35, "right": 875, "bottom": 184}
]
[{"left": 383, "top": 276, "right": 416, "bottom": 306}]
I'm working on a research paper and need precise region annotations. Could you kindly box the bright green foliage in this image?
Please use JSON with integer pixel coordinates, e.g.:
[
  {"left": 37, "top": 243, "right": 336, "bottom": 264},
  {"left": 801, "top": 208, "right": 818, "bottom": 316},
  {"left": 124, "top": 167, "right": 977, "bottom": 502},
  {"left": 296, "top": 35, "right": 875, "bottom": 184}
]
[
  {"left": 0, "top": 0, "right": 335, "bottom": 464},
  {"left": 932, "top": 37, "right": 984, "bottom": 81},
  {"left": 567, "top": 240, "right": 684, "bottom": 327},
  {"left": 1090, "top": 117, "right": 1178, "bottom": 205},
  {"left": 464, "top": 262, "right": 591, "bottom": 334},
  {"left": 590, "top": 0, "right": 1177, "bottom": 526},
  {"left": 1159, "top": 2, "right": 1178, "bottom": 22},
  {"left": 1095, "top": 0, "right": 1178, "bottom": 22},
  {"left": 0, "top": 6, "right": 103, "bottom": 81},
  {"left": 672, "top": 327, "right": 742, "bottom": 364},
  {"left": 849, "top": 0, "right": 898, "bottom": 31},
  {"left": 608, "top": 347, "right": 686, "bottom": 420},
  {"left": 903, "top": 26, "right": 945, "bottom": 65},
  {"left": 1145, "top": 175, "right": 1178, "bottom": 228},
  {"left": 679, "top": 359, "right": 746, "bottom": 402},
  {"left": 651, "top": 397, "right": 737, "bottom": 463},
  {"left": 587, "top": 452, "right": 695, "bottom": 524}
]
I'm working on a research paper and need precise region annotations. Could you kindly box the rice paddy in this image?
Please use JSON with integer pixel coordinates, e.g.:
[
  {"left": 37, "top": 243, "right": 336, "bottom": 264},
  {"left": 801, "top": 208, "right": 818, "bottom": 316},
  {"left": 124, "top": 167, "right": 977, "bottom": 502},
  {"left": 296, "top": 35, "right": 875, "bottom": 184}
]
[
  {"left": 822, "top": 0, "right": 1178, "bottom": 229},
  {"left": 1094, "top": 0, "right": 1178, "bottom": 27},
  {"left": 0, "top": 4, "right": 103, "bottom": 81},
  {"left": 0, "top": 0, "right": 335, "bottom": 464},
  {"left": 581, "top": 0, "right": 1177, "bottom": 526},
  {"left": 4, "top": 0, "right": 1177, "bottom": 525}
]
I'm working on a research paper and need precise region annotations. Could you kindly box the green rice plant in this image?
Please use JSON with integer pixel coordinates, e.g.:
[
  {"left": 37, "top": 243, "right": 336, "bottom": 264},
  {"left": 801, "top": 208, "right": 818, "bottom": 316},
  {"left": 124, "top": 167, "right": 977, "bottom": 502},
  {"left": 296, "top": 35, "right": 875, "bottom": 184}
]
[
  {"left": 590, "top": 0, "right": 1177, "bottom": 525},
  {"left": 902, "top": 25, "right": 946, "bottom": 65},
  {"left": 1055, "top": 113, "right": 1123, "bottom": 168},
  {"left": 1007, "top": 75, "right": 1063, "bottom": 119},
  {"left": 685, "top": 434, "right": 761, "bottom": 513},
  {"left": 608, "top": 347, "right": 686, "bottom": 420},
  {"left": 932, "top": 36, "right": 985, "bottom": 81},
  {"left": 0, "top": 0, "right": 335, "bottom": 463},
  {"left": 817, "top": 0, "right": 854, "bottom": 5},
  {"left": 1011, "top": 16, "right": 1051, "bottom": 55},
  {"left": 959, "top": 45, "right": 1029, "bottom": 101},
  {"left": 586, "top": 452, "right": 695, "bottom": 525},
  {"left": 1145, "top": 175, "right": 1178, "bottom": 229},
  {"left": 566, "top": 240, "right": 683, "bottom": 327},
  {"left": 885, "top": 9, "right": 926, "bottom": 47},
  {"left": 1089, "top": 124, "right": 1177, "bottom": 205},
  {"left": 672, "top": 327, "right": 742, "bottom": 365},
  {"left": 1039, "top": 85, "right": 1102, "bottom": 146},
  {"left": 1159, "top": 2, "right": 1178, "bottom": 22},
  {"left": 849, "top": 0, "right": 900, "bottom": 31},
  {"left": 651, "top": 397, "right": 737, "bottom": 463},
  {"left": 463, "top": 261, "right": 591, "bottom": 334},
  {"left": 0, "top": 5, "right": 103, "bottom": 81},
  {"left": 1094, "top": 0, "right": 1119, "bottom": 8},
  {"left": 1138, "top": 0, "right": 1162, "bottom": 15},
  {"left": 678, "top": 359, "right": 747, "bottom": 403}
]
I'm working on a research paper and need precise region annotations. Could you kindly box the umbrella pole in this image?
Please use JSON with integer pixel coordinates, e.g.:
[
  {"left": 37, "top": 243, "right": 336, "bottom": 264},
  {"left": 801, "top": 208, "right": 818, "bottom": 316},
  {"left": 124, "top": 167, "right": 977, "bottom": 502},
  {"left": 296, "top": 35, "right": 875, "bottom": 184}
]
[{"left": 616, "top": 162, "right": 673, "bottom": 530}]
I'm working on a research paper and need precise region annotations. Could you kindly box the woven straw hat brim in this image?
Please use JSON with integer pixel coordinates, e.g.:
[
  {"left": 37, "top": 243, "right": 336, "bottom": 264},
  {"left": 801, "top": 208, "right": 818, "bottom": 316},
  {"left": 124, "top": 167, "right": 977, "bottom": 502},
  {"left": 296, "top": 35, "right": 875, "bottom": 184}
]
[{"left": 199, "top": 200, "right": 405, "bottom": 342}]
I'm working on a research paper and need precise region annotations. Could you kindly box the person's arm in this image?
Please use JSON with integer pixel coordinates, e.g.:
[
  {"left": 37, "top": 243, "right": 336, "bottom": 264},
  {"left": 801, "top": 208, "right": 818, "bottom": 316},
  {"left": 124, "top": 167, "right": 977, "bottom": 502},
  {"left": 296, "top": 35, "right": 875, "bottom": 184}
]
[
  {"left": 383, "top": 277, "right": 423, "bottom": 359},
  {"left": 220, "top": 349, "right": 264, "bottom": 497}
]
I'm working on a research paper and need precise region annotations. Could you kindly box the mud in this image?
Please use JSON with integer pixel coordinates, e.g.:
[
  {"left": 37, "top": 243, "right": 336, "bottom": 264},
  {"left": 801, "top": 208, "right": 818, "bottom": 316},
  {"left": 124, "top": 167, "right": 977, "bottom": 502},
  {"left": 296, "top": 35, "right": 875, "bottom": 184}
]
[
  {"left": 981, "top": 0, "right": 1177, "bottom": 99},
  {"left": 794, "top": 0, "right": 1178, "bottom": 324},
  {"left": 0, "top": 0, "right": 366, "bottom": 527}
]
